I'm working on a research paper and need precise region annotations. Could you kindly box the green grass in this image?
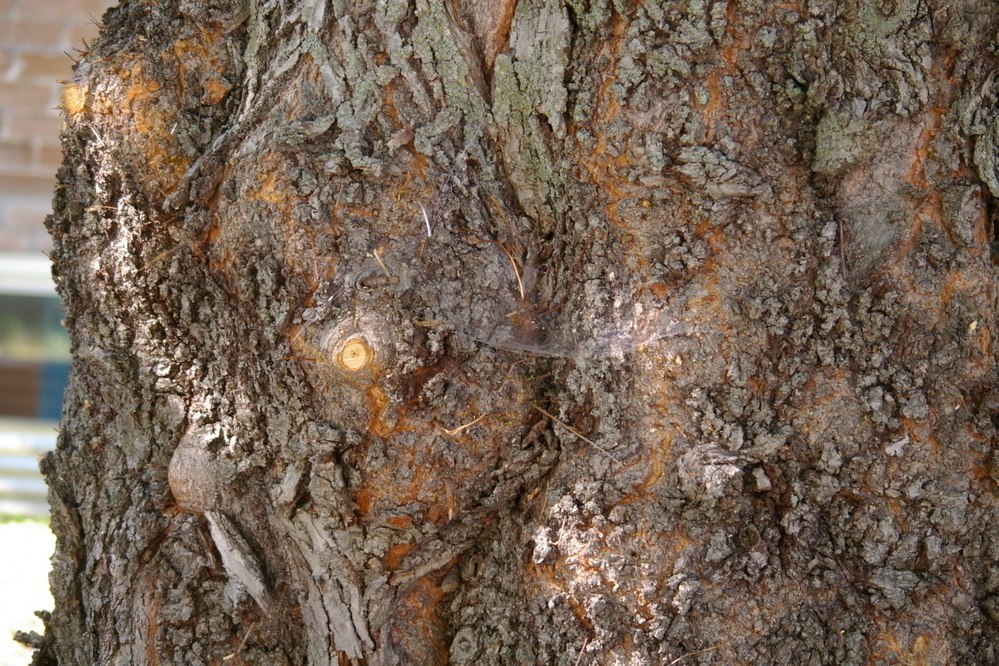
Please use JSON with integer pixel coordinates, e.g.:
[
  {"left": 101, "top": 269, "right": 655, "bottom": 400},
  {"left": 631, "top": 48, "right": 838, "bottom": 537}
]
[{"left": 0, "top": 514, "right": 49, "bottom": 525}]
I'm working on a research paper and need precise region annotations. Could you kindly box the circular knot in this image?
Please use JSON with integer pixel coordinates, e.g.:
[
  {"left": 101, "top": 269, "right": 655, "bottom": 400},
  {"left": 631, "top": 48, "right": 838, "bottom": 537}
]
[{"left": 338, "top": 337, "right": 373, "bottom": 371}]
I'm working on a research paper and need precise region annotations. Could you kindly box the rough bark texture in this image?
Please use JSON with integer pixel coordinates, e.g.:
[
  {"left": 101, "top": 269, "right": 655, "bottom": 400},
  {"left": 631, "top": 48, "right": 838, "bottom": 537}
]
[{"left": 35, "top": 0, "right": 999, "bottom": 664}]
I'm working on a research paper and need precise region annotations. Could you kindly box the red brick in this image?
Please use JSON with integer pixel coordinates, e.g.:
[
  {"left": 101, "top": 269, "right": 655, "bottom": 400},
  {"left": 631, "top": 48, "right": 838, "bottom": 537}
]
[
  {"left": 0, "top": 230, "right": 33, "bottom": 252},
  {"left": 19, "top": 53, "right": 76, "bottom": 81},
  {"left": 0, "top": 140, "right": 33, "bottom": 166},
  {"left": 81, "top": 0, "right": 115, "bottom": 20},
  {"left": 38, "top": 145, "right": 63, "bottom": 170},
  {"left": 17, "top": 0, "right": 113, "bottom": 23},
  {"left": 68, "top": 22, "right": 102, "bottom": 50},
  {"left": 6, "top": 201, "right": 54, "bottom": 231},
  {"left": 3, "top": 114, "right": 63, "bottom": 147},
  {"left": 15, "top": 1, "right": 77, "bottom": 21},
  {"left": 0, "top": 82, "right": 57, "bottom": 114},
  {"left": 0, "top": 173, "right": 58, "bottom": 198},
  {"left": 0, "top": 226, "right": 52, "bottom": 253},
  {"left": 31, "top": 232, "right": 54, "bottom": 253},
  {"left": 0, "top": 21, "right": 64, "bottom": 50}
]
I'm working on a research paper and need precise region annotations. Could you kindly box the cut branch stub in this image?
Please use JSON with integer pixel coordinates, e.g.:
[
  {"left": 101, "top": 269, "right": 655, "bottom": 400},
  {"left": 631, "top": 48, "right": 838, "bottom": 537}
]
[
  {"left": 320, "top": 317, "right": 391, "bottom": 382},
  {"left": 337, "top": 337, "right": 373, "bottom": 372}
]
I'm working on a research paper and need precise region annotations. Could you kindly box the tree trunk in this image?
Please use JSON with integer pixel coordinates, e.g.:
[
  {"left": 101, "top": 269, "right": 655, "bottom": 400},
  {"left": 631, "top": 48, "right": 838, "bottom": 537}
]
[{"left": 34, "top": 0, "right": 999, "bottom": 663}]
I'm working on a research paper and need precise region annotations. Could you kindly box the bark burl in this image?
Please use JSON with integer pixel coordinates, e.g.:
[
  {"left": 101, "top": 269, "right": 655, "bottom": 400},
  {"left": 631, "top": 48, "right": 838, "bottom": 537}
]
[{"left": 33, "top": 0, "right": 999, "bottom": 664}]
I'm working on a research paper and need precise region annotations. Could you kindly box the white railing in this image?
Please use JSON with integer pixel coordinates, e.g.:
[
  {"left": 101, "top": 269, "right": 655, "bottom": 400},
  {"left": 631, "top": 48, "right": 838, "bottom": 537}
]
[{"left": 0, "top": 418, "right": 55, "bottom": 517}]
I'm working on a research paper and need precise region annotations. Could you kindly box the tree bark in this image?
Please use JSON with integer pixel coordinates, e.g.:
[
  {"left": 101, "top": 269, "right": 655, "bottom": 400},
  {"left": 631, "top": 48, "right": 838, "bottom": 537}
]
[{"left": 35, "top": 0, "right": 999, "bottom": 664}]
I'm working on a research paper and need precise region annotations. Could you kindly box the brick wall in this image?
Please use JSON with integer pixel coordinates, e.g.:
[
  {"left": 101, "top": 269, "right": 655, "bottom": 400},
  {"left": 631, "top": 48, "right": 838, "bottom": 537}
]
[{"left": 0, "top": 0, "right": 116, "bottom": 252}]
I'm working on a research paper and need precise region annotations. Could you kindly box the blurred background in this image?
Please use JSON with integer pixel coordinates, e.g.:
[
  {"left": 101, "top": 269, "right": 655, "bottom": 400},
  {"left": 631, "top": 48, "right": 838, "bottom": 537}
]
[{"left": 0, "top": 1, "right": 116, "bottom": 663}]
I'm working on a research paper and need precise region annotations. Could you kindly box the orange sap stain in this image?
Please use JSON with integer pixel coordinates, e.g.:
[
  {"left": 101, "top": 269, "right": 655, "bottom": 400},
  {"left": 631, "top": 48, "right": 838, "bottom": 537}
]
[
  {"left": 382, "top": 82, "right": 402, "bottom": 126},
  {"left": 120, "top": 63, "right": 155, "bottom": 109},
  {"left": 398, "top": 574, "right": 447, "bottom": 631},
  {"left": 976, "top": 323, "right": 992, "bottom": 358},
  {"left": 636, "top": 433, "right": 672, "bottom": 491},
  {"left": 688, "top": 288, "right": 720, "bottom": 310},
  {"left": 387, "top": 515, "right": 413, "bottom": 529},
  {"left": 250, "top": 171, "right": 287, "bottom": 204},
  {"left": 384, "top": 542, "right": 414, "bottom": 570},
  {"left": 700, "top": 2, "right": 751, "bottom": 140},
  {"left": 201, "top": 75, "right": 230, "bottom": 105},
  {"left": 702, "top": 72, "right": 724, "bottom": 138},
  {"left": 354, "top": 485, "right": 373, "bottom": 514},
  {"left": 906, "top": 107, "right": 944, "bottom": 191},
  {"left": 364, "top": 385, "right": 392, "bottom": 438},
  {"left": 98, "top": 61, "right": 191, "bottom": 185}
]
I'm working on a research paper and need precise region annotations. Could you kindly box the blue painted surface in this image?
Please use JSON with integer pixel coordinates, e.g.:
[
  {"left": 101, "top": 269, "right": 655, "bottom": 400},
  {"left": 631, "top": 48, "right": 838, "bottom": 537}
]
[{"left": 37, "top": 362, "right": 69, "bottom": 421}]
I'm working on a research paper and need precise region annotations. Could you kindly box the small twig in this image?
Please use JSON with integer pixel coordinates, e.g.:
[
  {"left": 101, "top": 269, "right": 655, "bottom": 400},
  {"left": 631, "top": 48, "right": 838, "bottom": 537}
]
[
  {"left": 89, "top": 125, "right": 106, "bottom": 146},
  {"left": 497, "top": 242, "right": 525, "bottom": 301},
  {"left": 442, "top": 412, "right": 502, "bottom": 435},
  {"left": 498, "top": 243, "right": 526, "bottom": 302},
  {"left": 85, "top": 9, "right": 105, "bottom": 29},
  {"left": 136, "top": 245, "right": 182, "bottom": 275},
  {"left": 528, "top": 403, "right": 624, "bottom": 465},
  {"left": 372, "top": 246, "right": 391, "bottom": 278},
  {"left": 475, "top": 238, "right": 525, "bottom": 300},
  {"left": 524, "top": 372, "right": 553, "bottom": 383},
  {"left": 666, "top": 639, "right": 731, "bottom": 665},
  {"left": 838, "top": 218, "right": 848, "bottom": 276},
  {"left": 499, "top": 357, "right": 533, "bottom": 388},
  {"left": 538, "top": 478, "right": 551, "bottom": 519},
  {"left": 420, "top": 203, "right": 433, "bottom": 237},
  {"left": 486, "top": 192, "right": 526, "bottom": 242},
  {"left": 573, "top": 637, "right": 590, "bottom": 666},
  {"left": 222, "top": 621, "right": 257, "bottom": 661}
]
